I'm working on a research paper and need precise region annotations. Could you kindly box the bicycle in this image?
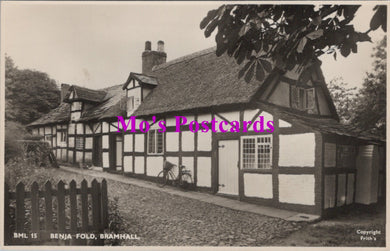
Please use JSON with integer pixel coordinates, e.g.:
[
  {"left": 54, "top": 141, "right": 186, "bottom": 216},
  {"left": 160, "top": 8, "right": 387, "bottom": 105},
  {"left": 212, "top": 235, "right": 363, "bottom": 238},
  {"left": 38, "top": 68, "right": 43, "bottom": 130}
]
[{"left": 157, "top": 160, "right": 193, "bottom": 189}]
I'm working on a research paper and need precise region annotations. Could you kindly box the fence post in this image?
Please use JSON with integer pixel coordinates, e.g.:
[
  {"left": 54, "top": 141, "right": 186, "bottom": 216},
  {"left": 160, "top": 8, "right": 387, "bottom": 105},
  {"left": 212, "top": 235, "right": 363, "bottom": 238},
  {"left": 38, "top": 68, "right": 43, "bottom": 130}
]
[
  {"left": 44, "top": 181, "right": 53, "bottom": 232},
  {"left": 101, "top": 179, "right": 108, "bottom": 228},
  {"left": 57, "top": 181, "right": 66, "bottom": 232},
  {"left": 81, "top": 179, "right": 89, "bottom": 232},
  {"left": 69, "top": 180, "right": 77, "bottom": 233},
  {"left": 91, "top": 179, "right": 101, "bottom": 231},
  {"left": 31, "top": 182, "right": 40, "bottom": 233},
  {"left": 4, "top": 183, "right": 11, "bottom": 245},
  {"left": 15, "top": 182, "right": 25, "bottom": 233}
]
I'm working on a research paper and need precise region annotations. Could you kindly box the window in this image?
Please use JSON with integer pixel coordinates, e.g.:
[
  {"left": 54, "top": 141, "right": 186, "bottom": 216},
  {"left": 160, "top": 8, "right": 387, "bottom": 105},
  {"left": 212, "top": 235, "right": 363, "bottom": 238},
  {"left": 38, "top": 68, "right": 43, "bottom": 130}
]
[
  {"left": 75, "top": 137, "right": 84, "bottom": 150},
  {"left": 148, "top": 130, "right": 164, "bottom": 154},
  {"left": 291, "top": 86, "right": 315, "bottom": 112},
  {"left": 241, "top": 135, "right": 272, "bottom": 169},
  {"left": 71, "top": 101, "right": 82, "bottom": 112},
  {"left": 127, "top": 96, "right": 134, "bottom": 113},
  {"left": 58, "top": 129, "right": 67, "bottom": 143},
  {"left": 337, "top": 145, "right": 356, "bottom": 168}
]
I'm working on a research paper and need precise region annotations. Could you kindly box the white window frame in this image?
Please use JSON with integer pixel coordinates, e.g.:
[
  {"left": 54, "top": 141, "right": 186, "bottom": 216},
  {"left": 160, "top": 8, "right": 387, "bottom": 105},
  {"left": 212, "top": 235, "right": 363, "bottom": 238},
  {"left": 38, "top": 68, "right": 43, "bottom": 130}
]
[
  {"left": 147, "top": 129, "right": 164, "bottom": 155},
  {"left": 240, "top": 135, "right": 273, "bottom": 169}
]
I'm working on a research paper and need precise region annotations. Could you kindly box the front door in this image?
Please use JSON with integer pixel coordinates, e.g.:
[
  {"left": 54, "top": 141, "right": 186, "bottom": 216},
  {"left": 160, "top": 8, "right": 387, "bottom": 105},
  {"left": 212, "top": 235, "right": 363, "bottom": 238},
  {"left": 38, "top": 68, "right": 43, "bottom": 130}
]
[
  {"left": 92, "top": 135, "right": 102, "bottom": 167},
  {"left": 218, "top": 140, "right": 239, "bottom": 196}
]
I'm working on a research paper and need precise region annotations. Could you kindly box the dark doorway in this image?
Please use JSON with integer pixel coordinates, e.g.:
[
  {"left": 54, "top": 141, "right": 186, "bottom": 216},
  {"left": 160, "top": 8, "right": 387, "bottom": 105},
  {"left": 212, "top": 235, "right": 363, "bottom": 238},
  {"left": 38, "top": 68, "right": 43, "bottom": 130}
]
[{"left": 92, "top": 135, "right": 102, "bottom": 166}]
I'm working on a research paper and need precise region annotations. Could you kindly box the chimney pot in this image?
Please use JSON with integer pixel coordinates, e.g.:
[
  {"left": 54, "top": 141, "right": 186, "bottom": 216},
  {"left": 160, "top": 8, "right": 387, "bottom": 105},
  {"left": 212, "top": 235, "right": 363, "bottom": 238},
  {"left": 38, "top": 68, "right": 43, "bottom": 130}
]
[
  {"left": 145, "top": 41, "right": 151, "bottom": 51},
  {"left": 157, "top": 40, "right": 164, "bottom": 52}
]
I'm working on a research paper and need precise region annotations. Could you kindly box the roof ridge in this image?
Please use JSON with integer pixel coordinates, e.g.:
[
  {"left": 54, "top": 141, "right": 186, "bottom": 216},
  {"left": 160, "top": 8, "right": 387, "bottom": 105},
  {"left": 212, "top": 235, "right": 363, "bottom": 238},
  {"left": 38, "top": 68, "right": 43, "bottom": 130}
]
[{"left": 152, "top": 46, "right": 216, "bottom": 71}]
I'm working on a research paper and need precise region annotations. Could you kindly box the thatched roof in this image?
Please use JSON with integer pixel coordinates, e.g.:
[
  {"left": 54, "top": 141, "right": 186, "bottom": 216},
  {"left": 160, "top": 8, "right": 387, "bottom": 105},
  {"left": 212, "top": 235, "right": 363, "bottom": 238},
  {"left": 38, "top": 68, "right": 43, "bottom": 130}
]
[
  {"left": 63, "top": 85, "right": 107, "bottom": 103},
  {"left": 132, "top": 47, "right": 272, "bottom": 116}
]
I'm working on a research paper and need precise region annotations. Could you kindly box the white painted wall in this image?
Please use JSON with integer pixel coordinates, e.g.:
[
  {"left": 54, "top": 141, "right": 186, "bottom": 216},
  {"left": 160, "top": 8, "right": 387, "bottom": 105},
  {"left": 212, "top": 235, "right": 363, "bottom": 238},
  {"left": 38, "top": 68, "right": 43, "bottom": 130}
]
[
  {"left": 124, "top": 156, "right": 133, "bottom": 172},
  {"left": 279, "top": 174, "right": 315, "bottom": 205},
  {"left": 76, "top": 151, "right": 83, "bottom": 162},
  {"left": 110, "top": 122, "right": 118, "bottom": 132},
  {"left": 181, "top": 157, "right": 194, "bottom": 181},
  {"left": 247, "top": 111, "right": 273, "bottom": 131},
  {"left": 102, "top": 135, "right": 109, "bottom": 149},
  {"left": 124, "top": 134, "right": 133, "bottom": 152},
  {"left": 103, "top": 152, "right": 109, "bottom": 168},
  {"left": 85, "top": 125, "right": 92, "bottom": 134},
  {"left": 166, "top": 117, "right": 176, "bottom": 127},
  {"left": 102, "top": 122, "right": 109, "bottom": 133},
  {"left": 166, "top": 132, "right": 179, "bottom": 152},
  {"left": 197, "top": 157, "right": 211, "bottom": 187},
  {"left": 182, "top": 131, "right": 194, "bottom": 151},
  {"left": 68, "top": 137, "right": 75, "bottom": 148},
  {"left": 198, "top": 131, "right": 212, "bottom": 151},
  {"left": 279, "top": 119, "right": 292, "bottom": 128},
  {"left": 85, "top": 152, "right": 92, "bottom": 162},
  {"left": 279, "top": 133, "right": 315, "bottom": 167},
  {"left": 134, "top": 157, "right": 145, "bottom": 174},
  {"left": 68, "top": 123, "right": 75, "bottom": 134},
  {"left": 134, "top": 134, "right": 144, "bottom": 152},
  {"left": 197, "top": 113, "right": 212, "bottom": 122},
  {"left": 215, "top": 111, "right": 240, "bottom": 132},
  {"left": 76, "top": 123, "right": 84, "bottom": 134},
  {"left": 243, "top": 109, "right": 259, "bottom": 122},
  {"left": 85, "top": 137, "right": 92, "bottom": 149},
  {"left": 93, "top": 123, "right": 101, "bottom": 133},
  {"left": 244, "top": 173, "right": 273, "bottom": 199},
  {"left": 146, "top": 156, "right": 164, "bottom": 177}
]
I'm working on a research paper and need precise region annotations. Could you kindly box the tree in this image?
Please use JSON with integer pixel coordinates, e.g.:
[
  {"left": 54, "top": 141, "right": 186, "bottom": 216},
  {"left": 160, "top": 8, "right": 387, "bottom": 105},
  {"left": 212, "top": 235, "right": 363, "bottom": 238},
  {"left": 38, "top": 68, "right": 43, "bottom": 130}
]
[
  {"left": 351, "top": 37, "right": 386, "bottom": 137},
  {"left": 5, "top": 56, "right": 61, "bottom": 125},
  {"left": 200, "top": 5, "right": 386, "bottom": 82},
  {"left": 327, "top": 77, "right": 357, "bottom": 124}
]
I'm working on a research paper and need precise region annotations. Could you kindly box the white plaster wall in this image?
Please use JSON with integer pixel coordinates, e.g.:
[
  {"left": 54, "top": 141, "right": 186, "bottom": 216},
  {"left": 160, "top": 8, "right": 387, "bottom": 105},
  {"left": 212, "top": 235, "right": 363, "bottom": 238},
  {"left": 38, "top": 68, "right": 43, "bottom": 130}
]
[
  {"left": 76, "top": 151, "right": 83, "bottom": 162},
  {"left": 324, "top": 174, "right": 336, "bottom": 209},
  {"left": 52, "top": 126, "right": 56, "bottom": 134},
  {"left": 52, "top": 137, "right": 57, "bottom": 147},
  {"left": 182, "top": 131, "right": 194, "bottom": 151},
  {"left": 181, "top": 157, "right": 194, "bottom": 182},
  {"left": 76, "top": 123, "right": 84, "bottom": 134},
  {"left": 85, "top": 152, "right": 92, "bottom": 162},
  {"left": 244, "top": 109, "right": 259, "bottom": 122},
  {"left": 67, "top": 151, "right": 73, "bottom": 161},
  {"left": 324, "top": 143, "right": 336, "bottom": 167},
  {"left": 124, "top": 156, "right": 133, "bottom": 172},
  {"left": 32, "top": 128, "right": 38, "bottom": 135},
  {"left": 68, "top": 123, "right": 75, "bottom": 134},
  {"left": 197, "top": 113, "right": 212, "bottom": 122},
  {"left": 164, "top": 157, "right": 178, "bottom": 177},
  {"left": 85, "top": 137, "right": 93, "bottom": 149},
  {"left": 134, "top": 134, "right": 144, "bottom": 152},
  {"left": 166, "top": 117, "right": 176, "bottom": 127},
  {"left": 134, "top": 157, "right": 145, "bottom": 174},
  {"left": 146, "top": 156, "right": 164, "bottom": 177},
  {"left": 102, "top": 122, "right": 109, "bottom": 133},
  {"left": 279, "top": 119, "right": 292, "bottom": 128},
  {"left": 124, "top": 134, "right": 133, "bottom": 152},
  {"left": 244, "top": 173, "right": 273, "bottom": 199},
  {"left": 279, "top": 174, "right": 315, "bottom": 205},
  {"left": 166, "top": 132, "right": 179, "bottom": 152},
  {"left": 85, "top": 125, "right": 92, "bottom": 134},
  {"left": 198, "top": 131, "right": 212, "bottom": 151},
  {"left": 110, "top": 122, "right": 118, "bottom": 132},
  {"left": 93, "top": 123, "right": 101, "bottom": 133},
  {"left": 279, "top": 133, "right": 315, "bottom": 167},
  {"left": 102, "top": 135, "right": 109, "bottom": 149},
  {"left": 68, "top": 137, "right": 75, "bottom": 148},
  {"left": 215, "top": 111, "right": 240, "bottom": 132},
  {"left": 103, "top": 152, "right": 109, "bottom": 168},
  {"left": 247, "top": 111, "right": 273, "bottom": 131},
  {"left": 197, "top": 157, "right": 211, "bottom": 187}
]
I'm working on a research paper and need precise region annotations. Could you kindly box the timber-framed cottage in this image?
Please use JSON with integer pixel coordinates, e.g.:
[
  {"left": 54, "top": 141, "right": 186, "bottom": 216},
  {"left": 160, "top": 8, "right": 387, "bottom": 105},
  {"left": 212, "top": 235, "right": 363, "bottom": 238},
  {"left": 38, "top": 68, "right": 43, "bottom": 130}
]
[{"left": 28, "top": 41, "right": 385, "bottom": 217}]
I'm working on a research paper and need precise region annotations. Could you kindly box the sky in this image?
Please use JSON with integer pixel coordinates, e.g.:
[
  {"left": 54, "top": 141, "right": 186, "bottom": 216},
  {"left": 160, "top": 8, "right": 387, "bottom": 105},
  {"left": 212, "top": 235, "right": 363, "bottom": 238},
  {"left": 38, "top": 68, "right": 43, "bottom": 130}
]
[{"left": 2, "top": 2, "right": 386, "bottom": 90}]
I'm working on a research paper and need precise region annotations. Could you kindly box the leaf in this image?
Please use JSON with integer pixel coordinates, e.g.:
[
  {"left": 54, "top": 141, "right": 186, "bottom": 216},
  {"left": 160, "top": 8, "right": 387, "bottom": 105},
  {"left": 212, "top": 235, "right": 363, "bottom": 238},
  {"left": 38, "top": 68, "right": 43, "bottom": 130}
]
[
  {"left": 204, "top": 19, "right": 219, "bottom": 38},
  {"left": 311, "top": 16, "right": 322, "bottom": 26},
  {"left": 370, "top": 7, "right": 382, "bottom": 31},
  {"left": 238, "top": 61, "right": 252, "bottom": 79},
  {"left": 333, "top": 52, "right": 337, "bottom": 60},
  {"left": 351, "top": 43, "right": 357, "bottom": 53},
  {"left": 244, "top": 61, "right": 256, "bottom": 83},
  {"left": 239, "top": 23, "right": 251, "bottom": 37},
  {"left": 255, "top": 61, "right": 265, "bottom": 81},
  {"left": 260, "top": 59, "right": 272, "bottom": 72},
  {"left": 306, "top": 29, "right": 324, "bottom": 40},
  {"left": 297, "top": 37, "right": 308, "bottom": 53},
  {"left": 200, "top": 9, "right": 218, "bottom": 29},
  {"left": 340, "top": 43, "right": 351, "bottom": 57}
]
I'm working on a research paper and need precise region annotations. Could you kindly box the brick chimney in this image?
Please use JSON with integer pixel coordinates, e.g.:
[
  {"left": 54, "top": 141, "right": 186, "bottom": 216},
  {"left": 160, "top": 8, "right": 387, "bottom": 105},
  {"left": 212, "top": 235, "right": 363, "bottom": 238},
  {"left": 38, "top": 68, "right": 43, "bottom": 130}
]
[
  {"left": 61, "top": 83, "right": 71, "bottom": 102},
  {"left": 142, "top": 40, "right": 166, "bottom": 75}
]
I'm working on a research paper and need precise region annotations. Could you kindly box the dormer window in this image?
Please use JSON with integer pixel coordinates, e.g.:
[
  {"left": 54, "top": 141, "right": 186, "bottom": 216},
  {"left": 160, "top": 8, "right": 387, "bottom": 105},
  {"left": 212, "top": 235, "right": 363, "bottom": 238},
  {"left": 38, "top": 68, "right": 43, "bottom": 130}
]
[
  {"left": 71, "top": 101, "right": 83, "bottom": 121},
  {"left": 291, "top": 86, "right": 315, "bottom": 113}
]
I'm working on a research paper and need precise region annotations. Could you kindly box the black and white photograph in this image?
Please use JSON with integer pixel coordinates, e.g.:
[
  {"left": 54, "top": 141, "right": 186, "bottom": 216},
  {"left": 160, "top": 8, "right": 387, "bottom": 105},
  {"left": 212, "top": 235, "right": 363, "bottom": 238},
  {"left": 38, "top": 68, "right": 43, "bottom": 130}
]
[{"left": 1, "top": 1, "right": 387, "bottom": 248}]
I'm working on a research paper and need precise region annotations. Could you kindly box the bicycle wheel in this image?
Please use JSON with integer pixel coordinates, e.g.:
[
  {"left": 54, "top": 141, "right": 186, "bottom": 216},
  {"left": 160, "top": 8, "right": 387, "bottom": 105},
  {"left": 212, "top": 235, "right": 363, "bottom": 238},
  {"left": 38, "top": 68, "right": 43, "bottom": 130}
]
[
  {"left": 179, "top": 173, "right": 193, "bottom": 190},
  {"left": 157, "top": 170, "right": 169, "bottom": 188}
]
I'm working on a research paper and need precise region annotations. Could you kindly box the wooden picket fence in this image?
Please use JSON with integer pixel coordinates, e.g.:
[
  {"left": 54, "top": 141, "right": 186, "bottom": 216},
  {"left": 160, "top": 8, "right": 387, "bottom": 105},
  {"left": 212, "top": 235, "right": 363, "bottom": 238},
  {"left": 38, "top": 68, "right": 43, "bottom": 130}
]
[{"left": 4, "top": 179, "right": 108, "bottom": 245}]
